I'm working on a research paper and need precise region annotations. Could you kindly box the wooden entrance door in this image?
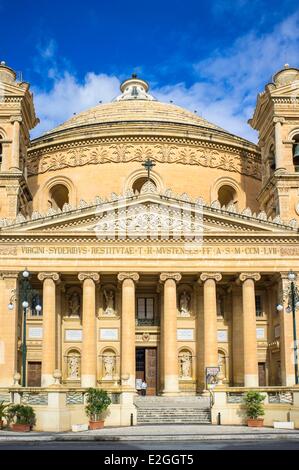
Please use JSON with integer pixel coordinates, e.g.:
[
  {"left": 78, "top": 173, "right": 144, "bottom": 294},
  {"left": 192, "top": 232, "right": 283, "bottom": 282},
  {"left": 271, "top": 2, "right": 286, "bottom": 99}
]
[
  {"left": 27, "top": 362, "right": 41, "bottom": 387},
  {"left": 145, "top": 348, "right": 157, "bottom": 396},
  {"left": 258, "top": 362, "right": 266, "bottom": 386}
]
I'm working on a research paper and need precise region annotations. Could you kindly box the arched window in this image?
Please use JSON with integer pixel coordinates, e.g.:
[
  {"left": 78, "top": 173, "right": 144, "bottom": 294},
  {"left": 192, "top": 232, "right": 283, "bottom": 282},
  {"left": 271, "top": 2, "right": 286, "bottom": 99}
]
[
  {"left": 66, "top": 349, "right": 81, "bottom": 380},
  {"left": 217, "top": 185, "right": 237, "bottom": 207},
  {"left": 0, "top": 143, "right": 2, "bottom": 166},
  {"left": 132, "top": 177, "right": 156, "bottom": 193},
  {"left": 48, "top": 184, "right": 69, "bottom": 210},
  {"left": 293, "top": 134, "right": 299, "bottom": 172}
]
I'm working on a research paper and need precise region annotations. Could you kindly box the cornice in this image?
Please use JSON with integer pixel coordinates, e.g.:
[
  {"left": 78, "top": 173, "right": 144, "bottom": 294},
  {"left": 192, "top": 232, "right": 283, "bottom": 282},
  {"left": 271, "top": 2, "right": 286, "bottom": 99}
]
[{"left": 0, "top": 234, "right": 298, "bottom": 244}]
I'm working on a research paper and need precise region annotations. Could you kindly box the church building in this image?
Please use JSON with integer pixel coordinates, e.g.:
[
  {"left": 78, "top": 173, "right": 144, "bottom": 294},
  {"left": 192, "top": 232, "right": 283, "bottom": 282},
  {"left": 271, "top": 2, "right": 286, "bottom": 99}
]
[{"left": 0, "top": 62, "right": 299, "bottom": 429}]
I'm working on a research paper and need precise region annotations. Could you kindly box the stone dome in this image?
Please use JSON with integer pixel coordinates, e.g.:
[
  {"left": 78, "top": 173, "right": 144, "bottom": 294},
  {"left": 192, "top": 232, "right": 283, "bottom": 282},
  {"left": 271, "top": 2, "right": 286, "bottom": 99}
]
[{"left": 40, "top": 75, "right": 234, "bottom": 140}]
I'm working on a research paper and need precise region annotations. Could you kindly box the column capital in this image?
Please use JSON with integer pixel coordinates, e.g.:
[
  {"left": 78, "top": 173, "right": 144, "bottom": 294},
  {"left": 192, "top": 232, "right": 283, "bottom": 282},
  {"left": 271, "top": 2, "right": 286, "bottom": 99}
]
[
  {"left": 118, "top": 272, "right": 139, "bottom": 283},
  {"left": 10, "top": 115, "right": 22, "bottom": 124},
  {"left": 159, "top": 272, "right": 182, "bottom": 283},
  {"left": 273, "top": 116, "right": 285, "bottom": 124},
  {"left": 0, "top": 271, "right": 19, "bottom": 280},
  {"left": 78, "top": 272, "right": 100, "bottom": 283},
  {"left": 199, "top": 272, "right": 222, "bottom": 283},
  {"left": 239, "top": 272, "right": 261, "bottom": 282},
  {"left": 38, "top": 272, "right": 60, "bottom": 282},
  {"left": 279, "top": 271, "right": 299, "bottom": 280}
]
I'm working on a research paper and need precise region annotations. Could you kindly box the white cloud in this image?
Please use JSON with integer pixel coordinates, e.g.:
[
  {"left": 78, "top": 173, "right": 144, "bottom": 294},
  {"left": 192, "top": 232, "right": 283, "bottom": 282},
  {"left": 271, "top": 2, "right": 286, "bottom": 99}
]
[
  {"left": 154, "top": 11, "right": 299, "bottom": 142},
  {"left": 32, "top": 72, "right": 120, "bottom": 137},
  {"left": 31, "top": 12, "right": 299, "bottom": 143}
]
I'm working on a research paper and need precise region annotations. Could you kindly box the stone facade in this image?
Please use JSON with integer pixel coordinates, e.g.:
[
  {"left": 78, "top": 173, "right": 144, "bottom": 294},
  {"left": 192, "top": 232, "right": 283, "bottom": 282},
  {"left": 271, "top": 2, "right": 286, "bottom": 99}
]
[{"left": 0, "top": 63, "right": 299, "bottom": 429}]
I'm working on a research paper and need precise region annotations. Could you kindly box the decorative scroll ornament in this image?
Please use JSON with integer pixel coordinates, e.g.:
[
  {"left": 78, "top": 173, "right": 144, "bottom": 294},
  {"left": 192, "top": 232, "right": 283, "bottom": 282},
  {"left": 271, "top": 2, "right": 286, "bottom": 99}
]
[
  {"left": 78, "top": 272, "right": 100, "bottom": 283},
  {"left": 27, "top": 142, "right": 261, "bottom": 180},
  {"left": 200, "top": 273, "right": 222, "bottom": 282},
  {"left": 117, "top": 272, "right": 140, "bottom": 282},
  {"left": 37, "top": 272, "right": 60, "bottom": 282},
  {"left": 239, "top": 272, "right": 261, "bottom": 282},
  {"left": 159, "top": 272, "right": 182, "bottom": 283}
]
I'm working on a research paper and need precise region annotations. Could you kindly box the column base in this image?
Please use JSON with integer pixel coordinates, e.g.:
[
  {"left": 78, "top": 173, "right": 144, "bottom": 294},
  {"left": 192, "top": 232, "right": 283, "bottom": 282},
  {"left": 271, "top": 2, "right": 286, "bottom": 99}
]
[
  {"left": 244, "top": 374, "right": 259, "bottom": 387},
  {"left": 81, "top": 375, "right": 96, "bottom": 388},
  {"left": 161, "top": 391, "right": 180, "bottom": 397},
  {"left": 162, "top": 375, "right": 179, "bottom": 395},
  {"left": 41, "top": 374, "right": 55, "bottom": 387},
  {"left": 282, "top": 375, "right": 297, "bottom": 386}
]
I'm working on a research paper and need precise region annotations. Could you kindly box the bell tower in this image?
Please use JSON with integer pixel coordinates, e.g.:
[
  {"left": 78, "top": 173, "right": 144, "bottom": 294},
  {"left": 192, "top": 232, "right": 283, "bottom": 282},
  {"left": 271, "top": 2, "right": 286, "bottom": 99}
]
[
  {"left": 0, "top": 61, "right": 39, "bottom": 219},
  {"left": 249, "top": 65, "right": 299, "bottom": 222}
]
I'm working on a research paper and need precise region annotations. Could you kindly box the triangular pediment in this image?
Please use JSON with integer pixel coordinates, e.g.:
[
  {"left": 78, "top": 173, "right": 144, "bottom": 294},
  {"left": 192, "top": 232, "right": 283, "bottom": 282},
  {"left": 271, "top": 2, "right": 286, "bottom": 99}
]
[{"left": 1, "top": 186, "right": 297, "bottom": 239}]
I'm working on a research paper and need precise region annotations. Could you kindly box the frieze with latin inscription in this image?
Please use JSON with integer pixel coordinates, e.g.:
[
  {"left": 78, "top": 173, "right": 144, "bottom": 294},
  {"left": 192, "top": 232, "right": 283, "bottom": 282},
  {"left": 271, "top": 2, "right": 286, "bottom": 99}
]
[{"left": 0, "top": 244, "right": 298, "bottom": 259}]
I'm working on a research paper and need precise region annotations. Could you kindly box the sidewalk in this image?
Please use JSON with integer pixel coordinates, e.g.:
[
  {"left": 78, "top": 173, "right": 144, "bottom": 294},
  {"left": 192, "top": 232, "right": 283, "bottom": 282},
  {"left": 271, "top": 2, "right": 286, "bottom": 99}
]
[{"left": 0, "top": 425, "right": 299, "bottom": 442}]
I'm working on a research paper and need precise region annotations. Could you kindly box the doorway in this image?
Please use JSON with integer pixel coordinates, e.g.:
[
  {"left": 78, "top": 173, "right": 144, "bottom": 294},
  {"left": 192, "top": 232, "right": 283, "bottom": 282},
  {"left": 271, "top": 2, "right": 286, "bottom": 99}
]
[
  {"left": 136, "top": 347, "right": 157, "bottom": 395},
  {"left": 27, "top": 361, "right": 42, "bottom": 387}
]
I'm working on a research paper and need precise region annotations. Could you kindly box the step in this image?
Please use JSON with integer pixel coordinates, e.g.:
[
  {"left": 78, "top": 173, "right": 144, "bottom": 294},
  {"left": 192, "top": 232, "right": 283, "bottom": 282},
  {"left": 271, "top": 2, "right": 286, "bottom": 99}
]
[
  {"left": 136, "top": 404, "right": 211, "bottom": 424},
  {"left": 134, "top": 397, "right": 210, "bottom": 409}
]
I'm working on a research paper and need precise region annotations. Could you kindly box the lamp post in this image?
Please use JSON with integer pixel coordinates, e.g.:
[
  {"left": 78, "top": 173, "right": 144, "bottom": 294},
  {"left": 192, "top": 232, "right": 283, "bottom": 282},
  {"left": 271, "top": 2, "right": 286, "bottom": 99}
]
[
  {"left": 277, "top": 270, "right": 299, "bottom": 385},
  {"left": 8, "top": 269, "right": 42, "bottom": 387}
]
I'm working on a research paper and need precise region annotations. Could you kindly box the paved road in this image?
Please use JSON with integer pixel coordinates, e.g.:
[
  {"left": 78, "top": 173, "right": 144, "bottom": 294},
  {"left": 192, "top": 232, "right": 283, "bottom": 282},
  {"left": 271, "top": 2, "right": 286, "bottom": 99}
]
[{"left": 0, "top": 440, "right": 299, "bottom": 450}]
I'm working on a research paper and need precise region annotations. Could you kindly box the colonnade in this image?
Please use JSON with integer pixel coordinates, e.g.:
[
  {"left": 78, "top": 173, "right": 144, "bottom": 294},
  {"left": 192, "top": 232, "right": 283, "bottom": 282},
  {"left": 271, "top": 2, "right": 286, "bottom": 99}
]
[{"left": 0, "top": 270, "right": 296, "bottom": 389}]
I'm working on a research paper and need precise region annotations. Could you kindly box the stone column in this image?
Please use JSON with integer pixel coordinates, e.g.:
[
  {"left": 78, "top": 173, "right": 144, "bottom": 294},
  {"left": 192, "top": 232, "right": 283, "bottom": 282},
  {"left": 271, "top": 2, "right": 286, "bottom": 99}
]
[
  {"left": 232, "top": 285, "right": 244, "bottom": 386},
  {"left": 10, "top": 116, "right": 22, "bottom": 170},
  {"left": 78, "top": 272, "right": 100, "bottom": 387},
  {"left": 200, "top": 273, "right": 222, "bottom": 382},
  {"left": 160, "top": 272, "right": 182, "bottom": 395},
  {"left": 274, "top": 117, "right": 285, "bottom": 170},
  {"left": 195, "top": 282, "right": 205, "bottom": 391},
  {"left": 38, "top": 272, "right": 60, "bottom": 387},
  {"left": 0, "top": 272, "right": 19, "bottom": 386},
  {"left": 118, "top": 272, "right": 139, "bottom": 390},
  {"left": 239, "top": 273, "right": 261, "bottom": 387},
  {"left": 279, "top": 273, "right": 297, "bottom": 386}
]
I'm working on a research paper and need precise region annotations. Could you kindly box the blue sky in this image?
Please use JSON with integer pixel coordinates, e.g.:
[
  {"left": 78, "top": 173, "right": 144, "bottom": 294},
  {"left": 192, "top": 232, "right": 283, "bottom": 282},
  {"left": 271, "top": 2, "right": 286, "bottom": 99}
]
[{"left": 1, "top": 0, "right": 299, "bottom": 141}]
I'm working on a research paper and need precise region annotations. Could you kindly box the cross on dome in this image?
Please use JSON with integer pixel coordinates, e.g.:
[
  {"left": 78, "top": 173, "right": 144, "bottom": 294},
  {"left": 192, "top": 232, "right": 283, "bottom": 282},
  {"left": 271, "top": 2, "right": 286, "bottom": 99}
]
[{"left": 115, "top": 74, "right": 156, "bottom": 101}]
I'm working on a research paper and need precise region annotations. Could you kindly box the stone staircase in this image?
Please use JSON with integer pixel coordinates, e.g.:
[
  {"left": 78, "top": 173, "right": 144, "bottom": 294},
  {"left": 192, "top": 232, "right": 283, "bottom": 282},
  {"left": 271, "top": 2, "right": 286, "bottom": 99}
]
[{"left": 134, "top": 396, "right": 211, "bottom": 425}]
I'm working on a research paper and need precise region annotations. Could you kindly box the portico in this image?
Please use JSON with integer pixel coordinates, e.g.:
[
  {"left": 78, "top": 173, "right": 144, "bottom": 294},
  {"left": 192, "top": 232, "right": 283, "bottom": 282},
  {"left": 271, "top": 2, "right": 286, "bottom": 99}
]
[{"left": 0, "top": 258, "right": 296, "bottom": 392}]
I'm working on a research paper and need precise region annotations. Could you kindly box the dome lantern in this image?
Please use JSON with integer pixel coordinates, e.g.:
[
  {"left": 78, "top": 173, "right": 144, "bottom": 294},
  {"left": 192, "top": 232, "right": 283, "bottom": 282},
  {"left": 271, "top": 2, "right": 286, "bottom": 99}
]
[{"left": 116, "top": 74, "right": 156, "bottom": 101}]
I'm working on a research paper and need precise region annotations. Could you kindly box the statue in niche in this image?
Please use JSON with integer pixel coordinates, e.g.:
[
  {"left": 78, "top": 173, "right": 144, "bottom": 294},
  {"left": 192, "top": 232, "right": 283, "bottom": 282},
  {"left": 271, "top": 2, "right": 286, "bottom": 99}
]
[
  {"left": 180, "top": 353, "right": 192, "bottom": 378},
  {"left": 68, "top": 291, "right": 81, "bottom": 317},
  {"left": 218, "top": 352, "right": 226, "bottom": 383},
  {"left": 103, "top": 289, "right": 115, "bottom": 316},
  {"left": 67, "top": 355, "right": 80, "bottom": 379},
  {"left": 103, "top": 355, "right": 116, "bottom": 379},
  {"left": 179, "top": 290, "right": 191, "bottom": 317}
]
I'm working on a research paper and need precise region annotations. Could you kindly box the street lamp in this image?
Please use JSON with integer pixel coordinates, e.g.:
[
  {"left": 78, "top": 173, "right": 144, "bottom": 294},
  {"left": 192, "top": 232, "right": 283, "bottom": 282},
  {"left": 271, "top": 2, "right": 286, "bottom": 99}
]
[
  {"left": 7, "top": 269, "right": 42, "bottom": 387},
  {"left": 276, "top": 270, "right": 299, "bottom": 385}
]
